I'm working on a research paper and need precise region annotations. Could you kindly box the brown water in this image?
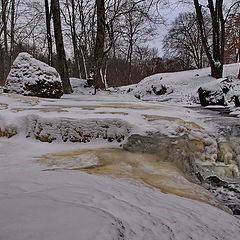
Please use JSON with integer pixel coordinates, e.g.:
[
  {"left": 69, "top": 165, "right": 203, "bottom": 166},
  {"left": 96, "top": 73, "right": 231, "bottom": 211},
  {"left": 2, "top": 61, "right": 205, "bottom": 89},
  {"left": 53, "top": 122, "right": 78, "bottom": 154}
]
[
  {"left": 42, "top": 103, "right": 167, "bottom": 111},
  {"left": 143, "top": 114, "right": 204, "bottom": 130},
  {"left": 35, "top": 148, "right": 222, "bottom": 209},
  {"left": 11, "top": 107, "right": 68, "bottom": 113}
]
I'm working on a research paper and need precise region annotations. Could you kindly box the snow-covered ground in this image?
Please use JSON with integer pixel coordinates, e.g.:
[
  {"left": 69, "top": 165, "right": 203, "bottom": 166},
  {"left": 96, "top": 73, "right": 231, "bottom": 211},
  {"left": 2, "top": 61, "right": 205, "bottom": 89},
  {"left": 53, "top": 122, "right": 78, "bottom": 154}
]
[
  {"left": 1, "top": 137, "right": 240, "bottom": 240},
  {"left": 116, "top": 63, "right": 240, "bottom": 107},
  {"left": 1, "top": 64, "right": 240, "bottom": 239}
]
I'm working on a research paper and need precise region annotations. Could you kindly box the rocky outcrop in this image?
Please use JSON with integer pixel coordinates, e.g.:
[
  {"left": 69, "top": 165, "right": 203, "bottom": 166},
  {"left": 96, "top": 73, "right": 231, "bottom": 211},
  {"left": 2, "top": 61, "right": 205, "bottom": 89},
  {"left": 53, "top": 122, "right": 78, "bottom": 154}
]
[
  {"left": 123, "top": 133, "right": 199, "bottom": 177},
  {"left": 0, "top": 126, "right": 17, "bottom": 138},
  {"left": 203, "top": 176, "right": 240, "bottom": 215},
  {"left": 198, "top": 78, "right": 240, "bottom": 107},
  {"left": 25, "top": 116, "right": 132, "bottom": 143},
  {"left": 198, "top": 87, "right": 225, "bottom": 106},
  {"left": 123, "top": 132, "right": 240, "bottom": 214},
  {"left": 133, "top": 84, "right": 173, "bottom": 99},
  {"left": 152, "top": 85, "right": 168, "bottom": 95},
  {"left": 3, "top": 53, "right": 63, "bottom": 98}
]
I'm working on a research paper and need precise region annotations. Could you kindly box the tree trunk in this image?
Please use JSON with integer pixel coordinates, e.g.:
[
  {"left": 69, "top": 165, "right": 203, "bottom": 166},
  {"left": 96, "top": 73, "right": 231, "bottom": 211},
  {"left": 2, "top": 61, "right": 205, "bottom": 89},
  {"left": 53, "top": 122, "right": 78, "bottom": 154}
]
[
  {"left": 51, "top": 0, "right": 72, "bottom": 93},
  {"left": 193, "top": 0, "right": 224, "bottom": 79},
  {"left": 45, "top": 0, "right": 53, "bottom": 66},
  {"left": 127, "top": 40, "right": 133, "bottom": 84},
  {"left": 1, "top": 0, "right": 8, "bottom": 81},
  {"left": 80, "top": 46, "right": 88, "bottom": 79},
  {"left": 238, "top": 66, "right": 240, "bottom": 79},
  {"left": 70, "top": 0, "right": 81, "bottom": 78},
  {"left": 10, "top": 0, "right": 15, "bottom": 65},
  {"left": 93, "top": 0, "right": 105, "bottom": 90},
  {"left": 211, "top": 63, "right": 223, "bottom": 79}
]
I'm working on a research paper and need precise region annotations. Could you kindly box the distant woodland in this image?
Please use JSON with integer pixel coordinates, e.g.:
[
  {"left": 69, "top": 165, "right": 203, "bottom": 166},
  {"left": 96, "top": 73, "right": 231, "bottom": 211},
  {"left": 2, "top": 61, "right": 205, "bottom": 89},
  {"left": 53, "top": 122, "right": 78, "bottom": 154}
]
[{"left": 0, "top": 0, "right": 239, "bottom": 91}]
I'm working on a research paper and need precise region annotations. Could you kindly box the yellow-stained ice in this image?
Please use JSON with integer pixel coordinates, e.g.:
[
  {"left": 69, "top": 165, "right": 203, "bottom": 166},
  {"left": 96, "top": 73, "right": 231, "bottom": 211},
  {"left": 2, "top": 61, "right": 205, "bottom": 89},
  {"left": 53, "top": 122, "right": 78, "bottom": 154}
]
[{"left": 35, "top": 148, "right": 223, "bottom": 209}]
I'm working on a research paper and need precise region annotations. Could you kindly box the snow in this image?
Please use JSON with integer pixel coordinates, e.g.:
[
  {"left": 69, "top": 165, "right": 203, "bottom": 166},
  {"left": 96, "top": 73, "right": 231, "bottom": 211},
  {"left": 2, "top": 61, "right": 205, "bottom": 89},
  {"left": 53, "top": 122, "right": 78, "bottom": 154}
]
[
  {"left": 1, "top": 137, "right": 240, "bottom": 240},
  {"left": 117, "top": 63, "right": 240, "bottom": 106},
  {"left": 1, "top": 63, "right": 240, "bottom": 239},
  {"left": 4, "top": 53, "right": 61, "bottom": 96}
]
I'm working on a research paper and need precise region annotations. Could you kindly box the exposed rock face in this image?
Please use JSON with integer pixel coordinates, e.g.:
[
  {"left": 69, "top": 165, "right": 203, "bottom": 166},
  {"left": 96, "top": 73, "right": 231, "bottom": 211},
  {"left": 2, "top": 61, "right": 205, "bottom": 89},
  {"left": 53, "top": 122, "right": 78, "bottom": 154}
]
[
  {"left": 123, "top": 132, "right": 240, "bottom": 214},
  {"left": 3, "top": 53, "right": 63, "bottom": 98},
  {"left": 152, "top": 85, "right": 168, "bottom": 95},
  {"left": 198, "top": 87, "right": 225, "bottom": 106},
  {"left": 133, "top": 84, "right": 172, "bottom": 99},
  {"left": 123, "top": 133, "right": 197, "bottom": 176},
  {"left": 234, "top": 95, "right": 240, "bottom": 107},
  {"left": 203, "top": 176, "right": 240, "bottom": 215},
  {"left": 198, "top": 78, "right": 240, "bottom": 106},
  {"left": 25, "top": 116, "right": 132, "bottom": 143},
  {"left": 123, "top": 132, "right": 240, "bottom": 178},
  {"left": 0, "top": 126, "right": 17, "bottom": 138}
]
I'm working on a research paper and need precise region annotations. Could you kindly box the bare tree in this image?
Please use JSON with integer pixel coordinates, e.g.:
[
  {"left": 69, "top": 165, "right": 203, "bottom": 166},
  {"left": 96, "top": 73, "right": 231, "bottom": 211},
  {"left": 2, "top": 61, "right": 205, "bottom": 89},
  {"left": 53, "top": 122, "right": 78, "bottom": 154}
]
[
  {"left": 44, "top": 0, "right": 53, "bottom": 66},
  {"left": 62, "top": 0, "right": 82, "bottom": 78},
  {"left": 225, "top": 13, "right": 240, "bottom": 63},
  {"left": 116, "top": 0, "right": 159, "bottom": 83},
  {"left": 1, "top": 0, "right": 9, "bottom": 80},
  {"left": 93, "top": 0, "right": 105, "bottom": 90},
  {"left": 163, "top": 12, "right": 209, "bottom": 69},
  {"left": 51, "top": 0, "right": 72, "bottom": 93},
  {"left": 10, "top": 0, "right": 16, "bottom": 64},
  {"left": 193, "top": 0, "right": 225, "bottom": 79}
]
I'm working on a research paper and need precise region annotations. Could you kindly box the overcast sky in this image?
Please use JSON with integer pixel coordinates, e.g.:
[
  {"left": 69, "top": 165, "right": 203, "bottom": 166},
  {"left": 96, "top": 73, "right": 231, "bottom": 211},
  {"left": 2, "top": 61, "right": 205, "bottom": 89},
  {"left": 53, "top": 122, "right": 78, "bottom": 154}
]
[
  {"left": 149, "top": 1, "right": 193, "bottom": 56},
  {"left": 150, "top": 0, "right": 236, "bottom": 55}
]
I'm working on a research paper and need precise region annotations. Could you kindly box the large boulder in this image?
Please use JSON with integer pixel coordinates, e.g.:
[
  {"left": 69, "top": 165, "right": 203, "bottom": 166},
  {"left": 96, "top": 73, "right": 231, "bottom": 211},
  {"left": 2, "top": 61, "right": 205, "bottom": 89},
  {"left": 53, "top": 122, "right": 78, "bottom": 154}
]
[
  {"left": 198, "top": 77, "right": 240, "bottom": 107},
  {"left": 198, "top": 87, "right": 225, "bottom": 106},
  {"left": 198, "top": 78, "right": 233, "bottom": 106},
  {"left": 3, "top": 53, "right": 63, "bottom": 98}
]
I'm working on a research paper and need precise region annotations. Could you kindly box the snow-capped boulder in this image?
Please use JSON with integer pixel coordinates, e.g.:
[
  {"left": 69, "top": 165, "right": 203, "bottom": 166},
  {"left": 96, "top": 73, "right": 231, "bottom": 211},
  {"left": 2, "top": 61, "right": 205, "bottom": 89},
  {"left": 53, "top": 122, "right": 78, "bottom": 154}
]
[
  {"left": 234, "top": 96, "right": 240, "bottom": 107},
  {"left": 198, "top": 78, "right": 240, "bottom": 107},
  {"left": 198, "top": 87, "right": 225, "bottom": 106},
  {"left": 3, "top": 53, "right": 63, "bottom": 98},
  {"left": 198, "top": 78, "right": 231, "bottom": 106},
  {"left": 133, "top": 83, "right": 172, "bottom": 100}
]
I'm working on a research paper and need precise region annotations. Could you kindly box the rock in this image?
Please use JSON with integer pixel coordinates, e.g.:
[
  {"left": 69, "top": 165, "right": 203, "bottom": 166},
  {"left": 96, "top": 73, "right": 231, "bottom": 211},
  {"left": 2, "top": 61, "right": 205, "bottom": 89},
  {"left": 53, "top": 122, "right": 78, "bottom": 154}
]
[
  {"left": 3, "top": 53, "right": 63, "bottom": 98},
  {"left": 25, "top": 116, "right": 132, "bottom": 143},
  {"left": 0, "top": 126, "right": 17, "bottom": 138},
  {"left": 190, "top": 139, "right": 205, "bottom": 153},
  {"left": 204, "top": 175, "right": 228, "bottom": 187},
  {"left": 234, "top": 95, "right": 240, "bottom": 107},
  {"left": 198, "top": 87, "right": 225, "bottom": 106},
  {"left": 152, "top": 85, "right": 167, "bottom": 95},
  {"left": 198, "top": 77, "right": 240, "bottom": 107},
  {"left": 218, "top": 142, "right": 234, "bottom": 164},
  {"left": 123, "top": 133, "right": 197, "bottom": 175},
  {"left": 204, "top": 180, "right": 240, "bottom": 215}
]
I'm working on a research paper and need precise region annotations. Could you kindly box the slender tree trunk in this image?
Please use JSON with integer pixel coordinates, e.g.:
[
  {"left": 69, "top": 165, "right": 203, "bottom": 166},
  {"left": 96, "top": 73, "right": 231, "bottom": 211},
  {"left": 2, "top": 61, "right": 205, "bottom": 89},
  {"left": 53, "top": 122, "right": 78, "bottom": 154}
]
[
  {"left": 1, "top": 0, "right": 8, "bottom": 81},
  {"left": 127, "top": 38, "right": 133, "bottom": 84},
  {"left": 70, "top": 0, "right": 81, "bottom": 78},
  {"left": 51, "top": 0, "right": 72, "bottom": 93},
  {"left": 238, "top": 66, "right": 240, "bottom": 79},
  {"left": 45, "top": 0, "right": 53, "bottom": 66},
  {"left": 93, "top": 0, "right": 105, "bottom": 90},
  {"left": 80, "top": 46, "right": 88, "bottom": 79},
  {"left": 10, "top": 0, "right": 15, "bottom": 65}
]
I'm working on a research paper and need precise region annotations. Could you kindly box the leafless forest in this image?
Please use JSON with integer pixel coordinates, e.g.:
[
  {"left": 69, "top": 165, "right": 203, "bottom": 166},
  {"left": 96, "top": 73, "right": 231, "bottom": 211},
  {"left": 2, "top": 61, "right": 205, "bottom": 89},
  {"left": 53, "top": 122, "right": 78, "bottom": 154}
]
[{"left": 0, "top": 0, "right": 239, "bottom": 91}]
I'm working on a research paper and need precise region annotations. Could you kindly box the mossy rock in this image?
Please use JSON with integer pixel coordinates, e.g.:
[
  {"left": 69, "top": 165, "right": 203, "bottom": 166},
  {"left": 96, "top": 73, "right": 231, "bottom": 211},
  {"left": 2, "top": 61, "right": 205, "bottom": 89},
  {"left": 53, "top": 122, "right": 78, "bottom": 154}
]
[{"left": 24, "top": 80, "right": 63, "bottom": 98}]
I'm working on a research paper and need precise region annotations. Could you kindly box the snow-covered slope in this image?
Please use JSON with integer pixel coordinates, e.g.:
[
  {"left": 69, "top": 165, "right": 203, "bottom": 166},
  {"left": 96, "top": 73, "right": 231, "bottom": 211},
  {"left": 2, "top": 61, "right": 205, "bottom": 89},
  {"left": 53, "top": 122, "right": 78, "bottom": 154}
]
[
  {"left": 117, "top": 63, "right": 240, "bottom": 106},
  {"left": 1, "top": 137, "right": 240, "bottom": 240},
  {"left": 1, "top": 64, "right": 240, "bottom": 240}
]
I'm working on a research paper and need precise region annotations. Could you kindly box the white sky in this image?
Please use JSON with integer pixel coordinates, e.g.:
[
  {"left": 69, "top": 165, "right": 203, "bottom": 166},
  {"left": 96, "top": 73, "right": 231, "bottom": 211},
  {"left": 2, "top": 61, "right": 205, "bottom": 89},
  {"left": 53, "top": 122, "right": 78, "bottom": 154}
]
[
  {"left": 149, "top": 1, "right": 194, "bottom": 56},
  {"left": 150, "top": 0, "right": 236, "bottom": 56}
]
